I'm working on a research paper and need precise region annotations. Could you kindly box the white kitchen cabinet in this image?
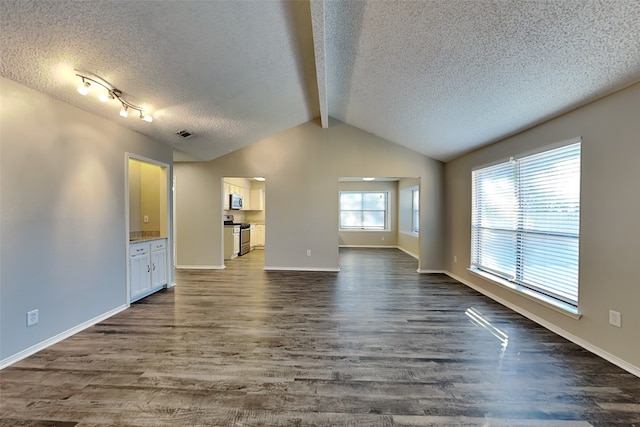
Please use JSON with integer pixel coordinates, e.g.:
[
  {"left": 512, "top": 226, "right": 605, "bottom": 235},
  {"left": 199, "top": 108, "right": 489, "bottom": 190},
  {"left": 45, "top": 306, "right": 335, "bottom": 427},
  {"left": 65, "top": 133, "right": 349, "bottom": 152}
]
[
  {"left": 223, "top": 183, "right": 230, "bottom": 210},
  {"left": 151, "top": 239, "right": 168, "bottom": 288},
  {"left": 130, "top": 244, "right": 151, "bottom": 300},
  {"left": 129, "top": 238, "right": 168, "bottom": 302},
  {"left": 240, "top": 187, "right": 250, "bottom": 210},
  {"left": 253, "top": 224, "right": 265, "bottom": 248},
  {"left": 250, "top": 189, "right": 264, "bottom": 210},
  {"left": 224, "top": 225, "right": 239, "bottom": 259}
]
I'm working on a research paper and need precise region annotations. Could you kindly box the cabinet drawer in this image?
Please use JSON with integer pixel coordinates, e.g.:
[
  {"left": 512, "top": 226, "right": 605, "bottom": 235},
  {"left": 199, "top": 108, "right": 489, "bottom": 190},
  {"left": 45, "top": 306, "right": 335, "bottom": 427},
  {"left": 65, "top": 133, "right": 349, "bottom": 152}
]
[
  {"left": 130, "top": 243, "right": 149, "bottom": 256},
  {"left": 150, "top": 239, "right": 167, "bottom": 251}
]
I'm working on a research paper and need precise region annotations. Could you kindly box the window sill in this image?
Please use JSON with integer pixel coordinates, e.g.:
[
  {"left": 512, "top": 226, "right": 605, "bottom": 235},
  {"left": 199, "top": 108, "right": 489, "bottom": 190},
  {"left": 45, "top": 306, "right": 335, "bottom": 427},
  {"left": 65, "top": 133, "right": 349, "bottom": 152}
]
[
  {"left": 339, "top": 229, "right": 390, "bottom": 232},
  {"left": 467, "top": 267, "right": 582, "bottom": 320},
  {"left": 399, "top": 231, "right": 419, "bottom": 237}
]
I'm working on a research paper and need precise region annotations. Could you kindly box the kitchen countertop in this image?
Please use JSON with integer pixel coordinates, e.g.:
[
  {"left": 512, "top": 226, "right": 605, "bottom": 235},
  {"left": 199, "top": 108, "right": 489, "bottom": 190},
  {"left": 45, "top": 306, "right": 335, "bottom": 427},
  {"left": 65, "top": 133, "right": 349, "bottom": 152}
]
[{"left": 129, "top": 236, "right": 167, "bottom": 243}]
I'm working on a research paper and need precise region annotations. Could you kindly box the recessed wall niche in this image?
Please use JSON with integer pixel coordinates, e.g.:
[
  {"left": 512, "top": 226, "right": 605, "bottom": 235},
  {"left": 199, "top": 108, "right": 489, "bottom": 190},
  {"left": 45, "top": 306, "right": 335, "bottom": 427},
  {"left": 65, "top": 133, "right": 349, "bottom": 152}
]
[{"left": 128, "top": 158, "right": 168, "bottom": 240}]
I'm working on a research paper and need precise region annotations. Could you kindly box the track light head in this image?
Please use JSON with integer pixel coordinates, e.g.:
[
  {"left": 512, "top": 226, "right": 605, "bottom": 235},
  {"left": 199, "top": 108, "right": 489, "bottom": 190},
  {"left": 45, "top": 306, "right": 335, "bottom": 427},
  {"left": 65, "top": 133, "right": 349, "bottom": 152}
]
[
  {"left": 139, "top": 111, "right": 153, "bottom": 122},
  {"left": 98, "top": 90, "right": 114, "bottom": 103},
  {"left": 77, "top": 79, "right": 90, "bottom": 95},
  {"left": 119, "top": 105, "right": 129, "bottom": 118}
]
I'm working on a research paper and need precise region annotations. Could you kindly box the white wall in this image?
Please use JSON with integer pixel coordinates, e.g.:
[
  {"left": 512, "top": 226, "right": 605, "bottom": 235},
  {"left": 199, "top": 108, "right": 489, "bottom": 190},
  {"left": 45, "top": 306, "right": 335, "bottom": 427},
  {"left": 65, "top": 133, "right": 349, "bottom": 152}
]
[
  {"left": 175, "top": 118, "right": 444, "bottom": 271},
  {"left": 445, "top": 82, "right": 640, "bottom": 372},
  {"left": 0, "top": 77, "right": 173, "bottom": 364}
]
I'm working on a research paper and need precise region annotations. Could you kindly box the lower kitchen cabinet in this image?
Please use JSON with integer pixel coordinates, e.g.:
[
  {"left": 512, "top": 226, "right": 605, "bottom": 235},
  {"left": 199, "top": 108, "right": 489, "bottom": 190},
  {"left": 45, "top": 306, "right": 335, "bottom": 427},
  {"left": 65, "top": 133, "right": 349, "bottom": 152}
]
[
  {"left": 130, "top": 238, "right": 168, "bottom": 302},
  {"left": 251, "top": 224, "right": 265, "bottom": 248}
]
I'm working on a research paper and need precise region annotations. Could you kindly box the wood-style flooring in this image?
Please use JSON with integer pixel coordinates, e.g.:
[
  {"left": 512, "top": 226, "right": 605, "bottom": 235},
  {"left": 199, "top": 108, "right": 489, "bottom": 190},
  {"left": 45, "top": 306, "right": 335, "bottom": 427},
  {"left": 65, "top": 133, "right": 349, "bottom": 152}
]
[{"left": 1, "top": 248, "right": 639, "bottom": 426}]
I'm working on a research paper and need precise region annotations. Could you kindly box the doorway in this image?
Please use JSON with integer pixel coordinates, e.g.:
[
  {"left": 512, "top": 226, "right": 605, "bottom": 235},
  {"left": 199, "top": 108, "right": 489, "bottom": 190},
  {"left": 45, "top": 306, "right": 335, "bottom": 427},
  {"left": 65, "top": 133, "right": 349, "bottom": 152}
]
[
  {"left": 126, "top": 155, "right": 172, "bottom": 302},
  {"left": 337, "top": 177, "right": 420, "bottom": 263},
  {"left": 222, "top": 177, "right": 266, "bottom": 266}
]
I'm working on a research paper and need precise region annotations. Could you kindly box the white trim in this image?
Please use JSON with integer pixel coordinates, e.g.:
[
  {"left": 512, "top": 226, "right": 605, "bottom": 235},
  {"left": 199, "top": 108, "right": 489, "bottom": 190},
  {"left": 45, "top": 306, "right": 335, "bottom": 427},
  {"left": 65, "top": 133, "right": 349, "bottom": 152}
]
[
  {"left": 399, "top": 231, "right": 419, "bottom": 237},
  {"left": 264, "top": 266, "right": 341, "bottom": 272},
  {"left": 397, "top": 246, "right": 419, "bottom": 259},
  {"left": 167, "top": 281, "right": 177, "bottom": 288},
  {"left": 175, "top": 264, "right": 225, "bottom": 270},
  {"left": 417, "top": 269, "right": 445, "bottom": 274},
  {"left": 339, "top": 245, "right": 396, "bottom": 248},
  {"left": 0, "top": 304, "right": 127, "bottom": 370},
  {"left": 445, "top": 271, "right": 640, "bottom": 378},
  {"left": 339, "top": 245, "right": 419, "bottom": 260},
  {"left": 468, "top": 267, "right": 581, "bottom": 319},
  {"left": 471, "top": 136, "right": 582, "bottom": 172}
]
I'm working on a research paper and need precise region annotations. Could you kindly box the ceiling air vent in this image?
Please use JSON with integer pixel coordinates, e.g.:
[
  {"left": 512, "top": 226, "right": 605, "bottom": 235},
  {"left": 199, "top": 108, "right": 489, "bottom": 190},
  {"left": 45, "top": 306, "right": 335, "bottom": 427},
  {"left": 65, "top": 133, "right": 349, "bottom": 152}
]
[{"left": 175, "top": 129, "right": 194, "bottom": 139}]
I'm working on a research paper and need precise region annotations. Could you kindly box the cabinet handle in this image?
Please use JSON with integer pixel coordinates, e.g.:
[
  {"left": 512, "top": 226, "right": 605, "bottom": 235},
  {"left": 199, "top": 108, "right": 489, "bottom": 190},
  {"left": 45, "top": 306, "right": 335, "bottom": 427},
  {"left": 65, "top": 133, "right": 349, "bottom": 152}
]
[
  {"left": 152, "top": 263, "right": 156, "bottom": 271},
  {"left": 147, "top": 265, "right": 150, "bottom": 273}
]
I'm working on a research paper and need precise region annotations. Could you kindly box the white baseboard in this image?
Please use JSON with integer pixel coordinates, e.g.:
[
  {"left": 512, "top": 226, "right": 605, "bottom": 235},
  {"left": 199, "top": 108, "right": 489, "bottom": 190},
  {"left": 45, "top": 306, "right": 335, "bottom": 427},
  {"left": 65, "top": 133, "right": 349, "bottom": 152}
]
[
  {"left": 339, "top": 245, "right": 419, "bottom": 260},
  {"left": 397, "top": 246, "right": 419, "bottom": 259},
  {"left": 175, "top": 264, "right": 225, "bottom": 270},
  {"left": 445, "top": 271, "right": 640, "bottom": 378},
  {"left": 417, "top": 269, "right": 446, "bottom": 273},
  {"left": 0, "top": 304, "right": 128, "bottom": 370},
  {"left": 264, "top": 266, "right": 340, "bottom": 272},
  {"left": 339, "top": 245, "right": 397, "bottom": 249}
]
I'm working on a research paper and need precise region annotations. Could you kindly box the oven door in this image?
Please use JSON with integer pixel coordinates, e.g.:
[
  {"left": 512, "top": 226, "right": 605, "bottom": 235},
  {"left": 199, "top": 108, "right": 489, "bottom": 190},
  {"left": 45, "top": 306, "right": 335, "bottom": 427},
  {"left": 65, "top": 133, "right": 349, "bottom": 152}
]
[{"left": 239, "top": 228, "right": 251, "bottom": 256}]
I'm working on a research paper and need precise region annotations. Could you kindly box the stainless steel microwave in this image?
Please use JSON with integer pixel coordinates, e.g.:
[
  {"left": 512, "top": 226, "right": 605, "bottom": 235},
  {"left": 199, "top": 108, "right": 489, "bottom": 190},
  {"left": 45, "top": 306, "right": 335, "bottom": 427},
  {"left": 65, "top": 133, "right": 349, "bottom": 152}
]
[{"left": 229, "top": 193, "right": 243, "bottom": 210}]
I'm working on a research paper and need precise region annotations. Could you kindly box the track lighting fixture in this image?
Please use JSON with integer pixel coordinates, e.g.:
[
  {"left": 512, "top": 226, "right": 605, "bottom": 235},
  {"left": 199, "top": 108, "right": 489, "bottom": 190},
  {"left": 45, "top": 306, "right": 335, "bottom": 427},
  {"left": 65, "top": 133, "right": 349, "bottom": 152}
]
[{"left": 75, "top": 72, "right": 153, "bottom": 123}]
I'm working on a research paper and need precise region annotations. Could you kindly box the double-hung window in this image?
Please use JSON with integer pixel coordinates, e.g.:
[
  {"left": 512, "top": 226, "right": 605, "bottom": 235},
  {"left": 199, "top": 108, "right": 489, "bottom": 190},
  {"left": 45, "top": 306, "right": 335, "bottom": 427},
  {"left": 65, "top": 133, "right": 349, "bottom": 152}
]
[
  {"left": 340, "top": 191, "right": 388, "bottom": 230},
  {"left": 471, "top": 140, "right": 581, "bottom": 308}
]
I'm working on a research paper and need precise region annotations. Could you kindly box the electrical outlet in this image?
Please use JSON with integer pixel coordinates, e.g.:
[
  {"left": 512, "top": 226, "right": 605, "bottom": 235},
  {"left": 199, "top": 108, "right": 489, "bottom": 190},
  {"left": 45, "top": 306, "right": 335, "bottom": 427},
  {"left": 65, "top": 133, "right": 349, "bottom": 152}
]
[
  {"left": 306, "top": 249, "right": 311, "bottom": 256},
  {"left": 27, "top": 309, "right": 39, "bottom": 327},
  {"left": 609, "top": 310, "right": 621, "bottom": 327},
  {"left": 454, "top": 255, "right": 458, "bottom": 263},
  {"left": 143, "top": 215, "right": 149, "bottom": 223},
  {"left": 381, "top": 237, "right": 385, "bottom": 241}
]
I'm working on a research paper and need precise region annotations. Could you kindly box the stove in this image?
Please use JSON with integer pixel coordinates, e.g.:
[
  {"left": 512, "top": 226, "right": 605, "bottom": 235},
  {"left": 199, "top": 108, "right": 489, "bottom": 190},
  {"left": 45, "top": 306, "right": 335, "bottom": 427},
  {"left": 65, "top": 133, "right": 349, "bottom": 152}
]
[{"left": 223, "top": 215, "right": 251, "bottom": 255}]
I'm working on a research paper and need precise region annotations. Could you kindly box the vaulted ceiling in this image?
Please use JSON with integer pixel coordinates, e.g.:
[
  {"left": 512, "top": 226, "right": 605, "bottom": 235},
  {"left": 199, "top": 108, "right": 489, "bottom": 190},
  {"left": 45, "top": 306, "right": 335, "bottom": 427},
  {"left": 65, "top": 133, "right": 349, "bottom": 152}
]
[{"left": 1, "top": 0, "right": 639, "bottom": 162}]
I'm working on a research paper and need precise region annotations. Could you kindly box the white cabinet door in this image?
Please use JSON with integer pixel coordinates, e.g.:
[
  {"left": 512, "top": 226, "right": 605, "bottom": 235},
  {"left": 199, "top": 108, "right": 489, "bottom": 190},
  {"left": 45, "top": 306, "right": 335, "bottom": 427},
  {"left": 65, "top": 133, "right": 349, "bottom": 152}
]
[
  {"left": 240, "top": 187, "right": 250, "bottom": 210},
  {"left": 151, "top": 249, "right": 167, "bottom": 288},
  {"left": 130, "top": 252, "right": 150, "bottom": 299},
  {"left": 223, "top": 183, "right": 230, "bottom": 210},
  {"left": 254, "top": 225, "right": 265, "bottom": 247},
  {"left": 250, "top": 189, "right": 264, "bottom": 210}
]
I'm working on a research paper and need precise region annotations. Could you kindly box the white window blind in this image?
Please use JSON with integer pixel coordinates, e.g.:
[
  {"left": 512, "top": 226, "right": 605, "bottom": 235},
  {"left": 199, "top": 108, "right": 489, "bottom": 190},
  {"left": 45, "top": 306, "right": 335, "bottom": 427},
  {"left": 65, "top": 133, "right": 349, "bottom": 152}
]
[{"left": 471, "top": 141, "right": 581, "bottom": 306}]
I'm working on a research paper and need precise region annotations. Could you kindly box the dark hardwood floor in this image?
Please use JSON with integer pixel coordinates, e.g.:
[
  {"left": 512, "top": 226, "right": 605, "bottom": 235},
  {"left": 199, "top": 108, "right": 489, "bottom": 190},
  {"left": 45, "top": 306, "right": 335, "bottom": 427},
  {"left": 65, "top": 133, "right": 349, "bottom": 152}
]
[{"left": 1, "top": 248, "right": 639, "bottom": 426}]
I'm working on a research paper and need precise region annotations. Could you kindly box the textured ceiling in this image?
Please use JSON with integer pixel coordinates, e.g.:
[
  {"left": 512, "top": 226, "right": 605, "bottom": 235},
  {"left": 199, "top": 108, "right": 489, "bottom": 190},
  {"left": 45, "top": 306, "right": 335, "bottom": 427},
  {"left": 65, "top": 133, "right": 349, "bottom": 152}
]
[{"left": 1, "top": 0, "right": 639, "bottom": 162}]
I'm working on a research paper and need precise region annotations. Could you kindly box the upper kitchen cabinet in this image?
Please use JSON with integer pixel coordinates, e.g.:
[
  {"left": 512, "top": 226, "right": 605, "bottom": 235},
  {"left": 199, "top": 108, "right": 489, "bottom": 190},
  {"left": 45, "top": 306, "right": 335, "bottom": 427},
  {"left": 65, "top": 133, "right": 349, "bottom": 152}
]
[
  {"left": 129, "top": 158, "right": 169, "bottom": 241},
  {"left": 250, "top": 189, "right": 264, "bottom": 211}
]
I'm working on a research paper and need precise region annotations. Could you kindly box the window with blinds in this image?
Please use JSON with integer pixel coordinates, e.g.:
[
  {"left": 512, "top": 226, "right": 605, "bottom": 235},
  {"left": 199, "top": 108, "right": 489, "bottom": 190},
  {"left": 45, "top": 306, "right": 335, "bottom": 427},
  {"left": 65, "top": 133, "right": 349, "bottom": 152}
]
[{"left": 471, "top": 141, "right": 581, "bottom": 307}]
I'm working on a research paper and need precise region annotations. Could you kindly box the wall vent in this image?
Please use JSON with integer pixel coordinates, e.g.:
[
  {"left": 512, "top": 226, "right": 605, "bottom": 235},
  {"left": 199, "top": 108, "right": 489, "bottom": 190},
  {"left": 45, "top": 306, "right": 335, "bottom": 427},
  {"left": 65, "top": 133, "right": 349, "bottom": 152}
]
[{"left": 175, "top": 129, "right": 193, "bottom": 139}]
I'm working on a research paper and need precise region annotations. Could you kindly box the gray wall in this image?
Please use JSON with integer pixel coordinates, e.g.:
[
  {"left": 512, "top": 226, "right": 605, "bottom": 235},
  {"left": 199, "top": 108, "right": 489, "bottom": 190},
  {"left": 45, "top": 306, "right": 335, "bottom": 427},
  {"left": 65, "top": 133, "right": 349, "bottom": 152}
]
[
  {"left": 0, "top": 77, "right": 173, "bottom": 363},
  {"left": 445, "top": 82, "right": 640, "bottom": 370},
  {"left": 175, "top": 118, "right": 445, "bottom": 271}
]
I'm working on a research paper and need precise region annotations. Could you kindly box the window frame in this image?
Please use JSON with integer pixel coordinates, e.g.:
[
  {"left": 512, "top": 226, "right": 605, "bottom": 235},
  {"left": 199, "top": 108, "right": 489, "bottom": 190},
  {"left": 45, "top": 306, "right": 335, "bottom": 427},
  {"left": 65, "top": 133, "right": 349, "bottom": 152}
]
[
  {"left": 470, "top": 138, "right": 581, "bottom": 312},
  {"left": 412, "top": 189, "right": 419, "bottom": 234},
  {"left": 339, "top": 191, "right": 389, "bottom": 231}
]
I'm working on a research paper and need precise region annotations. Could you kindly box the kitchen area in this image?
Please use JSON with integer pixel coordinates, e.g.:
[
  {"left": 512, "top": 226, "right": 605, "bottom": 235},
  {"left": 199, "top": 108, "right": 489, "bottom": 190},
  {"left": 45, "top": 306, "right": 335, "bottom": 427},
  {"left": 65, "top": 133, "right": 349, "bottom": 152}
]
[{"left": 223, "top": 177, "right": 265, "bottom": 261}]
